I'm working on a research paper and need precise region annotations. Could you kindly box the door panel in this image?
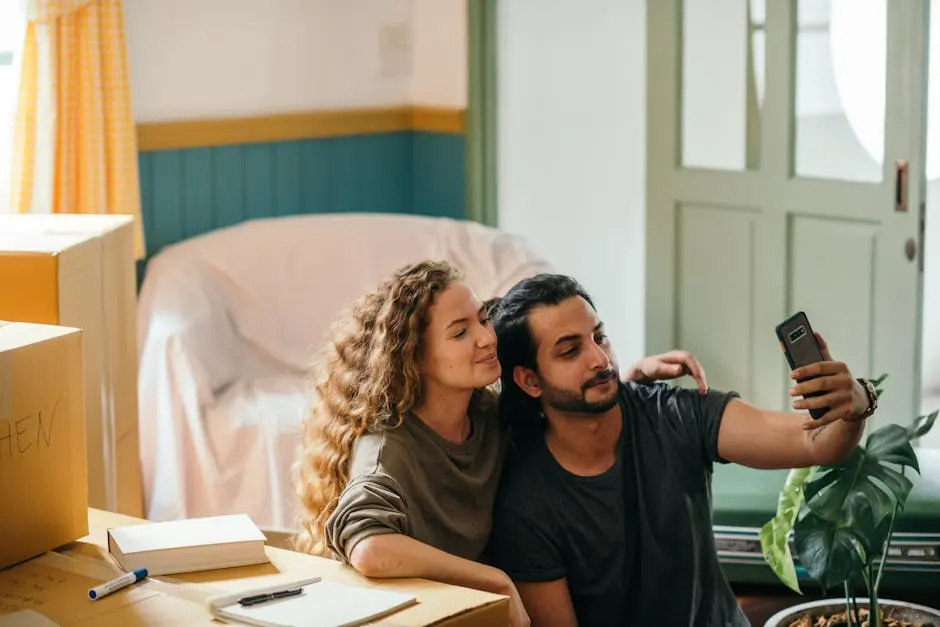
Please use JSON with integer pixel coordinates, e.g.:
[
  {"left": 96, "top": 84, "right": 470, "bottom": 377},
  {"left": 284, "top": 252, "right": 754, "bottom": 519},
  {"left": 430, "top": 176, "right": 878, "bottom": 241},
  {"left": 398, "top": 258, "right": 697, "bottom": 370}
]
[
  {"left": 676, "top": 203, "right": 760, "bottom": 400},
  {"left": 788, "top": 216, "right": 877, "bottom": 378},
  {"left": 647, "top": 0, "right": 929, "bottom": 432}
]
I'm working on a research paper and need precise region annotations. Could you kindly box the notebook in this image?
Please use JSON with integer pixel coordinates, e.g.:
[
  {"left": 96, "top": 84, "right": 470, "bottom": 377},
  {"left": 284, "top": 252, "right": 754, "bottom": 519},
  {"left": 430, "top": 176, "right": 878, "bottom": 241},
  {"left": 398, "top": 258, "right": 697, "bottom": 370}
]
[
  {"left": 206, "top": 576, "right": 419, "bottom": 627},
  {"left": 107, "top": 514, "right": 269, "bottom": 576}
]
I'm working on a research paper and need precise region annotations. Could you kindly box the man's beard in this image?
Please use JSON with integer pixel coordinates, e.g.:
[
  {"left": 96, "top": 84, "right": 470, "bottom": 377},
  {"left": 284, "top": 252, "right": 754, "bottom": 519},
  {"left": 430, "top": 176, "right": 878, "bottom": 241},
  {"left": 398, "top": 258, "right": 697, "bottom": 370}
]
[{"left": 540, "top": 368, "right": 620, "bottom": 414}]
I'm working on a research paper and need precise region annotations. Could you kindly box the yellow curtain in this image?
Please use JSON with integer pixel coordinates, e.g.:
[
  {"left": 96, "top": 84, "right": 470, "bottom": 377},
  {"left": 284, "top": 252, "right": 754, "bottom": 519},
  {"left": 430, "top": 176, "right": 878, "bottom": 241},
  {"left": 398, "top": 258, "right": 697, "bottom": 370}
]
[{"left": 10, "top": 0, "right": 145, "bottom": 259}]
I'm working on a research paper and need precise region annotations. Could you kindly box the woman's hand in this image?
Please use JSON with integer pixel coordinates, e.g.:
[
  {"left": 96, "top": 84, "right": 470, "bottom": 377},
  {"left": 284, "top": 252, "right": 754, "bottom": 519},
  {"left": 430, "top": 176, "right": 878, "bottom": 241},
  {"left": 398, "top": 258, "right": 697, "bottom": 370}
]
[{"left": 624, "top": 349, "right": 708, "bottom": 394}]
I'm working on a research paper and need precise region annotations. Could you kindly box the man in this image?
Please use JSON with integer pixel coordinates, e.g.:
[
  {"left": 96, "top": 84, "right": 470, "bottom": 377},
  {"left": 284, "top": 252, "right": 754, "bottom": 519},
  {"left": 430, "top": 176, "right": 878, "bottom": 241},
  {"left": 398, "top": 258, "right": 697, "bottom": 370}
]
[{"left": 487, "top": 274, "right": 877, "bottom": 627}]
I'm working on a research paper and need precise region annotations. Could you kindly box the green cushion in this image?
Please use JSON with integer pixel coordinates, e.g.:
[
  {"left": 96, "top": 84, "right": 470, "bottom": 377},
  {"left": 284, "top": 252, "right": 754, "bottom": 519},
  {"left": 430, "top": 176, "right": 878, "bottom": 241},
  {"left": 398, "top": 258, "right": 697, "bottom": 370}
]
[{"left": 711, "top": 448, "right": 940, "bottom": 534}]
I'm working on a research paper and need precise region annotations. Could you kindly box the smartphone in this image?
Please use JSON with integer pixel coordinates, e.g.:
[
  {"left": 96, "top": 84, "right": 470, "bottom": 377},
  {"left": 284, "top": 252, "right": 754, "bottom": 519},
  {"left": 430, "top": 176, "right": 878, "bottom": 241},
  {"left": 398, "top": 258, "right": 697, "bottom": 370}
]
[{"left": 775, "top": 311, "right": 828, "bottom": 420}]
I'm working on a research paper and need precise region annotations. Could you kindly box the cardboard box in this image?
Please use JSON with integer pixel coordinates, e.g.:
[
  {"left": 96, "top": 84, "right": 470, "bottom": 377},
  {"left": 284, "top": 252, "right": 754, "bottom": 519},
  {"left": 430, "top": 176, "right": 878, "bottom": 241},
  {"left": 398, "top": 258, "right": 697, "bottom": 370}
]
[
  {"left": 0, "top": 215, "right": 142, "bottom": 517},
  {"left": 0, "top": 321, "right": 88, "bottom": 570}
]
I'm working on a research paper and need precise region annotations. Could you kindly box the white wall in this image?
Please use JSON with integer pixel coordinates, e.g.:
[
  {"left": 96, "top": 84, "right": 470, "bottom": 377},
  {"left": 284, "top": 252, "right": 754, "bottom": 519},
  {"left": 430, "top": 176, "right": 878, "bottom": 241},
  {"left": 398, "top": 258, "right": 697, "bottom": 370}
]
[
  {"left": 412, "top": 0, "right": 467, "bottom": 108},
  {"left": 124, "top": 0, "right": 466, "bottom": 123},
  {"left": 497, "top": 0, "right": 649, "bottom": 368}
]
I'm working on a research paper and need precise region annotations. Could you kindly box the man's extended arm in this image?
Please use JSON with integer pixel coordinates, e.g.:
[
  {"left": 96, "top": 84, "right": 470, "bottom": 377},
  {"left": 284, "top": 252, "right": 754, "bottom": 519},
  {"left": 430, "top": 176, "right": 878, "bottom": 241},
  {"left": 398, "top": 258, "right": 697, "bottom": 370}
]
[
  {"left": 717, "top": 392, "right": 867, "bottom": 469},
  {"left": 717, "top": 333, "right": 874, "bottom": 469}
]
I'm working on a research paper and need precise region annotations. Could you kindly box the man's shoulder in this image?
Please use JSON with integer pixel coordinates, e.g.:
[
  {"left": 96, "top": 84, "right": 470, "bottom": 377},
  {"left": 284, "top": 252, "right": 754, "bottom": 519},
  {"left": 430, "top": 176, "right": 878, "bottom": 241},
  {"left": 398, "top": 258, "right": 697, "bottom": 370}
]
[
  {"left": 619, "top": 379, "right": 670, "bottom": 402},
  {"left": 617, "top": 380, "right": 681, "bottom": 419},
  {"left": 500, "top": 437, "right": 549, "bottom": 478},
  {"left": 619, "top": 380, "right": 739, "bottom": 416},
  {"left": 618, "top": 379, "right": 702, "bottom": 402},
  {"left": 495, "top": 439, "right": 555, "bottom": 505},
  {"left": 492, "top": 442, "right": 562, "bottom": 547}
]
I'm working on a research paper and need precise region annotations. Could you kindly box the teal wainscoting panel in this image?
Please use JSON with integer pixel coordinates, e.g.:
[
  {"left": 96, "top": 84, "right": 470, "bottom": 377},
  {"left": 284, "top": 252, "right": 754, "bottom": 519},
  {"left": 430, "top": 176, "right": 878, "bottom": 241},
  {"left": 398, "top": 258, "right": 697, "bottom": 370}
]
[
  {"left": 136, "top": 130, "right": 465, "bottom": 285},
  {"left": 412, "top": 132, "right": 466, "bottom": 220},
  {"left": 138, "top": 132, "right": 415, "bottom": 259}
]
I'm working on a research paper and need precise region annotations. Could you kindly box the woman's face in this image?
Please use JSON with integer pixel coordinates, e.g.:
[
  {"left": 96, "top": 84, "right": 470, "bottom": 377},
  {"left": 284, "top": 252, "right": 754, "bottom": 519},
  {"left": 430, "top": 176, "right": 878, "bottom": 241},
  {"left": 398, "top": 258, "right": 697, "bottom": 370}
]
[{"left": 419, "top": 282, "right": 500, "bottom": 391}]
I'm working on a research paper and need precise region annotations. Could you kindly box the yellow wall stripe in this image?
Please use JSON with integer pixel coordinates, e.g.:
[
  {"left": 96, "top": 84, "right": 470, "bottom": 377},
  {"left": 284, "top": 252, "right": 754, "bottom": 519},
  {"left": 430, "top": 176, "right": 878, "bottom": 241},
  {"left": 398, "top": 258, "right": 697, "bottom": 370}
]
[
  {"left": 411, "top": 106, "right": 465, "bottom": 134},
  {"left": 136, "top": 106, "right": 466, "bottom": 152}
]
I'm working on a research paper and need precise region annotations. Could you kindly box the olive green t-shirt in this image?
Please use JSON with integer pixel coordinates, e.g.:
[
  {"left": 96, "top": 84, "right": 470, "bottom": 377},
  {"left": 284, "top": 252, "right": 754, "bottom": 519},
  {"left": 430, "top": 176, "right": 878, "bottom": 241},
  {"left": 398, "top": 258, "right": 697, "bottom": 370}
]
[{"left": 324, "top": 392, "right": 508, "bottom": 564}]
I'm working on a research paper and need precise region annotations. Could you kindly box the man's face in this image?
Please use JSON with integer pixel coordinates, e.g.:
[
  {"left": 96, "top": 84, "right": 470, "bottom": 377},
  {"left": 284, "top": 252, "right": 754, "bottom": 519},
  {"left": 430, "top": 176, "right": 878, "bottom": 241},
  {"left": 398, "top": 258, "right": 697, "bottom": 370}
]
[{"left": 522, "top": 296, "right": 620, "bottom": 414}]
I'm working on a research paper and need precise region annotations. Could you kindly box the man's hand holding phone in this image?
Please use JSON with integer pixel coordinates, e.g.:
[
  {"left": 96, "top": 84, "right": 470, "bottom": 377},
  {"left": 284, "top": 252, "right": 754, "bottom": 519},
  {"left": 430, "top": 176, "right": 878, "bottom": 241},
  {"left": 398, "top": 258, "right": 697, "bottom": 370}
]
[{"left": 788, "top": 331, "right": 871, "bottom": 430}]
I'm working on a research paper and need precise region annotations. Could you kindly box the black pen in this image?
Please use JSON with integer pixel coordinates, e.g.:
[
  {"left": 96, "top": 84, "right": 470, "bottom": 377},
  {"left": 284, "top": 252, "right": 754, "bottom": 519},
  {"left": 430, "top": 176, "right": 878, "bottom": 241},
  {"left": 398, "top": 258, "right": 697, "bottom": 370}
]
[{"left": 238, "top": 588, "right": 304, "bottom": 606}]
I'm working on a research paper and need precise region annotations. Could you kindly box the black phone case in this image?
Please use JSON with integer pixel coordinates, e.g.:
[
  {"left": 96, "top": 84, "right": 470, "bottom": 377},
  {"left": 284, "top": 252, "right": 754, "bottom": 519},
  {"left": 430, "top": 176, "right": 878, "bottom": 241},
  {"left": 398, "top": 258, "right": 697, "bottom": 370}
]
[{"left": 775, "top": 311, "right": 828, "bottom": 420}]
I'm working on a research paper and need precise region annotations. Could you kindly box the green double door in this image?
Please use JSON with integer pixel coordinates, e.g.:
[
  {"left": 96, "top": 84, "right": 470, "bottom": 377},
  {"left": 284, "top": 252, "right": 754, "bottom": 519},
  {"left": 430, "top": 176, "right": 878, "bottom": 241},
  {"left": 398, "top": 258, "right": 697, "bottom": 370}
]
[{"left": 646, "top": 0, "right": 931, "bottom": 434}]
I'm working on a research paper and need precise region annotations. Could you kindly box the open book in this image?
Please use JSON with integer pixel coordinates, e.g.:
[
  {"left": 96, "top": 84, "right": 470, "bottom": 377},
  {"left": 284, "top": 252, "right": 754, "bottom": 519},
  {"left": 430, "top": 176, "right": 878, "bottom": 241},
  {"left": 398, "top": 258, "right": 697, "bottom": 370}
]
[
  {"left": 107, "top": 514, "right": 269, "bottom": 576},
  {"left": 205, "top": 576, "right": 418, "bottom": 627}
]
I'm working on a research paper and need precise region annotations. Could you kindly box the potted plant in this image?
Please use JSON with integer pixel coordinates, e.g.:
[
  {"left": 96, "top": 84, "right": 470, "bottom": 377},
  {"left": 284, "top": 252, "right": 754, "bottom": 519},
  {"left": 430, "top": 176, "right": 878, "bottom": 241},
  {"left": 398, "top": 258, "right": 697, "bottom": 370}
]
[{"left": 759, "top": 375, "right": 940, "bottom": 627}]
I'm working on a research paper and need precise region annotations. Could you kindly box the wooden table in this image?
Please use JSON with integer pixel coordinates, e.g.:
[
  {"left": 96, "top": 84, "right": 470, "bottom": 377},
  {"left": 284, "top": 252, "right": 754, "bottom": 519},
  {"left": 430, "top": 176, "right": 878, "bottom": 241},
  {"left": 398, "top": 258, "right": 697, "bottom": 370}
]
[
  {"left": 15, "top": 510, "right": 937, "bottom": 626},
  {"left": 0, "top": 509, "right": 509, "bottom": 626}
]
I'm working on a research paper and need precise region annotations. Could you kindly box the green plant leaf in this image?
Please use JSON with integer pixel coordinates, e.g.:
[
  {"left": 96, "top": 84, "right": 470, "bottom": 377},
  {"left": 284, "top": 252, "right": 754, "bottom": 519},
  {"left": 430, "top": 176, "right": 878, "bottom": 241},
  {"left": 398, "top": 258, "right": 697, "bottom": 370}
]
[
  {"left": 864, "top": 424, "right": 919, "bottom": 473},
  {"left": 759, "top": 467, "right": 812, "bottom": 593},
  {"left": 803, "top": 421, "right": 920, "bottom": 531},
  {"left": 870, "top": 507, "right": 895, "bottom": 559},
  {"left": 870, "top": 373, "right": 888, "bottom": 398},
  {"left": 802, "top": 447, "right": 912, "bottom": 530},
  {"left": 793, "top": 510, "right": 871, "bottom": 590},
  {"left": 909, "top": 410, "right": 939, "bottom": 440},
  {"left": 761, "top": 374, "right": 937, "bottom": 598}
]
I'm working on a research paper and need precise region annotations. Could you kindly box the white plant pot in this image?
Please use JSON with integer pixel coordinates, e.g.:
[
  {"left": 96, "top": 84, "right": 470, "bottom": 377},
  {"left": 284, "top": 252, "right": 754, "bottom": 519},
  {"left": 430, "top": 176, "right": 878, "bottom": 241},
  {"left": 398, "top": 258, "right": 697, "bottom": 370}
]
[{"left": 764, "top": 597, "right": 940, "bottom": 627}]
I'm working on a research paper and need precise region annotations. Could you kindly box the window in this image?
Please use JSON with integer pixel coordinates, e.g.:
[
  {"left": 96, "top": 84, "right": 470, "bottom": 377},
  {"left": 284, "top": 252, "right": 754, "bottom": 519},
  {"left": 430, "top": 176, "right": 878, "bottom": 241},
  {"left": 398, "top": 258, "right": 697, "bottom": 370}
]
[{"left": 0, "top": 2, "right": 25, "bottom": 213}]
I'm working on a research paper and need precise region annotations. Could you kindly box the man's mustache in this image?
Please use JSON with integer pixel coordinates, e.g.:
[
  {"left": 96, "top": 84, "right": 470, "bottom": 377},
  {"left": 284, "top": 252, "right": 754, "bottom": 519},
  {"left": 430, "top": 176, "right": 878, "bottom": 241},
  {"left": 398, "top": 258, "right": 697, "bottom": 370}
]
[{"left": 583, "top": 369, "right": 616, "bottom": 390}]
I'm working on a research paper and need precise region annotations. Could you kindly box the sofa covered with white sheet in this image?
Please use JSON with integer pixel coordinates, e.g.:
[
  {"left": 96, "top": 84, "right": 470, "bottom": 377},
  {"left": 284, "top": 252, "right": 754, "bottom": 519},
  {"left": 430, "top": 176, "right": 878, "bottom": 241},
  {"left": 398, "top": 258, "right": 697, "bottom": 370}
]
[{"left": 137, "top": 213, "right": 554, "bottom": 531}]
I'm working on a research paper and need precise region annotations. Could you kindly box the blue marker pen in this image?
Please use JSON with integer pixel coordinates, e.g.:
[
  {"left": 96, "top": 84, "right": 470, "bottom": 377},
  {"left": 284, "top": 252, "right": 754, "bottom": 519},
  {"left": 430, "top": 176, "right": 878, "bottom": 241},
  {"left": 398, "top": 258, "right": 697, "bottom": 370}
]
[{"left": 88, "top": 568, "right": 148, "bottom": 600}]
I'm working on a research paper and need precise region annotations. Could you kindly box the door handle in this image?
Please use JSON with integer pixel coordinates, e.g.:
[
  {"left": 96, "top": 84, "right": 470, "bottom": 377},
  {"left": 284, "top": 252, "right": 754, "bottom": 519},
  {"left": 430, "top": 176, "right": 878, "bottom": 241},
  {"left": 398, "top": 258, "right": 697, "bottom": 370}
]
[{"left": 895, "top": 159, "right": 908, "bottom": 213}]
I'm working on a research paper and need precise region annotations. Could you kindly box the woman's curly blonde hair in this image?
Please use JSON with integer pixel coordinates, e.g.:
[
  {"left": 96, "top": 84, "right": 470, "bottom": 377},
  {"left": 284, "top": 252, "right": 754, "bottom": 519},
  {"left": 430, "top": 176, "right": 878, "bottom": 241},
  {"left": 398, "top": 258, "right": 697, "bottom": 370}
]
[{"left": 292, "top": 259, "right": 467, "bottom": 556}]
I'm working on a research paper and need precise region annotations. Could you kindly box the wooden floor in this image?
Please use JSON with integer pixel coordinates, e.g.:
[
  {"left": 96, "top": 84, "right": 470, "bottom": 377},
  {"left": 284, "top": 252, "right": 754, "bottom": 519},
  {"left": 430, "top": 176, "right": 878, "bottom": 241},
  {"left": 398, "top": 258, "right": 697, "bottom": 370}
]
[{"left": 735, "top": 583, "right": 940, "bottom": 625}]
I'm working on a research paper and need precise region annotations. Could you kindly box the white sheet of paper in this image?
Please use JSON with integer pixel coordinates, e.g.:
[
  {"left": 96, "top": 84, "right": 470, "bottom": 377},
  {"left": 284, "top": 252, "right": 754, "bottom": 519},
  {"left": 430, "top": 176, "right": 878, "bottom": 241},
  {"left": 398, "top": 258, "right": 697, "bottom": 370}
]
[
  {"left": 0, "top": 610, "right": 61, "bottom": 627},
  {"left": 219, "top": 580, "right": 417, "bottom": 627}
]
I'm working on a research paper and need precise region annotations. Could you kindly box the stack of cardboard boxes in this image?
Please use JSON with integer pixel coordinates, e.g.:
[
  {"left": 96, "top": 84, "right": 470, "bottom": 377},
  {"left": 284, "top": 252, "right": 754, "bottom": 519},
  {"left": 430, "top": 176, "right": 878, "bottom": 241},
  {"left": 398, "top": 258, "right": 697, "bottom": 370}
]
[{"left": 0, "top": 214, "right": 141, "bottom": 570}]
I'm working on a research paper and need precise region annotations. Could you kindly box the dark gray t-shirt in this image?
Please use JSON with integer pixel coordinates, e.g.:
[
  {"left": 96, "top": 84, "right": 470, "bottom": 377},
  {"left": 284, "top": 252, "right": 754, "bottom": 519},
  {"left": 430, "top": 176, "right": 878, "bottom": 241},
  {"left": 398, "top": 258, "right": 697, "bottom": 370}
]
[{"left": 490, "top": 381, "right": 749, "bottom": 627}]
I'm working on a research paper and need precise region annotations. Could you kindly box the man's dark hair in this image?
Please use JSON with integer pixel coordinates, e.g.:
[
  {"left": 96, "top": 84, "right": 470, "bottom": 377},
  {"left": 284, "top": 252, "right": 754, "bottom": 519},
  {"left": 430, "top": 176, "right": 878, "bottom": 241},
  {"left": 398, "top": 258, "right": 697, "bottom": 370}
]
[{"left": 489, "top": 274, "right": 596, "bottom": 443}]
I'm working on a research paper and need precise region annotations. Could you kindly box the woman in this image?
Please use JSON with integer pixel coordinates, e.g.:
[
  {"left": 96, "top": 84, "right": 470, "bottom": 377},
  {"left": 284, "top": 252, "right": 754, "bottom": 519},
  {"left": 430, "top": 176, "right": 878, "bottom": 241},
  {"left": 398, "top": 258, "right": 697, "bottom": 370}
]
[{"left": 292, "top": 260, "right": 705, "bottom": 627}]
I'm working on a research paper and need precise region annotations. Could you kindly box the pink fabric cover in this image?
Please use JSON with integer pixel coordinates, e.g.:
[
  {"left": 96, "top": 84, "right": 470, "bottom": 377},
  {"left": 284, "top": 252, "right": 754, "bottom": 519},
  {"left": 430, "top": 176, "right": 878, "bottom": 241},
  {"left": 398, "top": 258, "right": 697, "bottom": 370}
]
[{"left": 136, "top": 213, "right": 553, "bottom": 530}]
